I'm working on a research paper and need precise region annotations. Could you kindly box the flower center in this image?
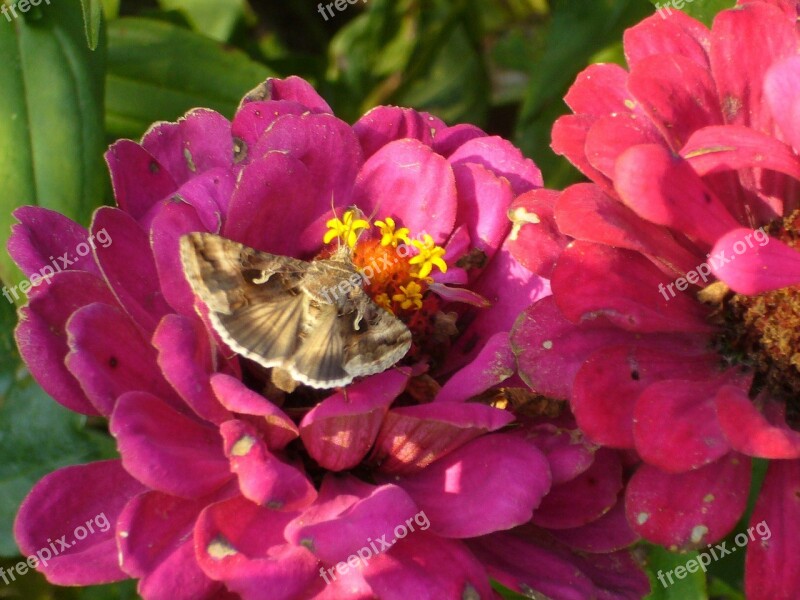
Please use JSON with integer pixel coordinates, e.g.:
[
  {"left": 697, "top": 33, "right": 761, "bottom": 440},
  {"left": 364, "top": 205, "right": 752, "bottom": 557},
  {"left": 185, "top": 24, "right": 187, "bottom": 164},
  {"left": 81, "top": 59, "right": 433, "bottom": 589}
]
[
  {"left": 703, "top": 210, "right": 800, "bottom": 421},
  {"left": 323, "top": 210, "right": 452, "bottom": 361}
]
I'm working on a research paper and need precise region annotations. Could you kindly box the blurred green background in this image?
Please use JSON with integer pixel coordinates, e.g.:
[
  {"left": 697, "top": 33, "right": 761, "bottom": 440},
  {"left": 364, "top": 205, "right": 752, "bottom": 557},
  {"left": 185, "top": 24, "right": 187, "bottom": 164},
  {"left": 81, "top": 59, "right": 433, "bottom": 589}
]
[{"left": 0, "top": 0, "right": 741, "bottom": 598}]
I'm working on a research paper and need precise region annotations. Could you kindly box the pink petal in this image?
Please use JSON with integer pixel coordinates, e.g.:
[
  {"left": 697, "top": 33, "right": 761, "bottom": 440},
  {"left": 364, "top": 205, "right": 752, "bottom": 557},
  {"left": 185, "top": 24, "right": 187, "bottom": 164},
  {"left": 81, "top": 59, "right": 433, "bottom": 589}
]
[
  {"left": 286, "top": 479, "right": 419, "bottom": 564},
  {"left": 564, "top": 63, "right": 633, "bottom": 116},
  {"left": 210, "top": 373, "right": 299, "bottom": 451},
  {"left": 221, "top": 419, "right": 317, "bottom": 510},
  {"left": 585, "top": 113, "right": 664, "bottom": 179},
  {"left": 551, "top": 242, "right": 712, "bottom": 333},
  {"left": 710, "top": 1, "right": 797, "bottom": 130},
  {"left": 716, "top": 385, "right": 800, "bottom": 459},
  {"left": 353, "top": 107, "right": 437, "bottom": 158},
  {"left": 154, "top": 313, "right": 232, "bottom": 424},
  {"left": 506, "top": 188, "right": 569, "bottom": 279},
  {"left": 66, "top": 302, "right": 177, "bottom": 416},
  {"left": 372, "top": 403, "right": 514, "bottom": 475},
  {"left": 364, "top": 533, "right": 494, "bottom": 600},
  {"left": 532, "top": 449, "right": 622, "bottom": 530},
  {"left": 299, "top": 370, "right": 409, "bottom": 471},
  {"left": 744, "top": 459, "right": 800, "bottom": 600},
  {"left": 90, "top": 207, "right": 171, "bottom": 333},
  {"left": 626, "top": 454, "right": 751, "bottom": 549},
  {"left": 141, "top": 108, "right": 233, "bottom": 186},
  {"left": 14, "top": 460, "right": 145, "bottom": 585},
  {"left": 105, "top": 140, "right": 177, "bottom": 222},
  {"left": 614, "top": 144, "right": 740, "bottom": 247},
  {"left": 435, "top": 332, "right": 515, "bottom": 403},
  {"left": 572, "top": 346, "right": 719, "bottom": 448},
  {"left": 354, "top": 139, "right": 457, "bottom": 245},
  {"left": 765, "top": 55, "right": 800, "bottom": 152},
  {"left": 118, "top": 491, "right": 228, "bottom": 600},
  {"left": 623, "top": 10, "right": 710, "bottom": 70},
  {"left": 431, "top": 124, "right": 485, "bottom": 157},
  {"left": 392, "top": 433, "right": 551, "bottom": 538},
  {"left": 634, "top": 379, "right": 733, "bottom": 472},
  {"left": 230, "top": 100, "right": 308, "bottom": 155},
  {"left": 195, "top": 495, "right": 318, "bottom": 600},
  {"left": 15, "top": 271, "right": 117, "bottom": 415},
  {"left": 8, "top": 206, "right": 99, "bottom": 278},
  {"left": 245, "top": 76, "right": 333, "bottom": 113},
  {"left": 710, "top": 227, "right": 800, "bottom": 294},
  {"left": 521, "top": 422, "right": 595, "bottom": 485},
  {"left": 549, "top": 498, "right": 639, "bottom": 553},
  {"left": 448, "top": 136, "right": 542, "bottom": 196},
  {"left": 110, "top": 391, "right": 231, "bottom": 498}
]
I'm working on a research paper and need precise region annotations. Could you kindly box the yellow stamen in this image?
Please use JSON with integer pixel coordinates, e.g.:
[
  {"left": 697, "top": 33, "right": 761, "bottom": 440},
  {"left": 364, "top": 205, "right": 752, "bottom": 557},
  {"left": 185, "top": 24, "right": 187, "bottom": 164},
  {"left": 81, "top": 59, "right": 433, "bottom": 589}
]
[
  {"left": 374, "top": 292, "right": 393, "bottom": 312},
  {"left": 409, "top": 234, "right": 448, "bottom": 279},
  {"left": 392, "top": 281, "right": 424, "bottom": 310},
  {"left": 324, "top": 210, "right": 370, "bottom": 248},
  {"left": 374, "top": 217, "right": 410, "bottom": 247}
]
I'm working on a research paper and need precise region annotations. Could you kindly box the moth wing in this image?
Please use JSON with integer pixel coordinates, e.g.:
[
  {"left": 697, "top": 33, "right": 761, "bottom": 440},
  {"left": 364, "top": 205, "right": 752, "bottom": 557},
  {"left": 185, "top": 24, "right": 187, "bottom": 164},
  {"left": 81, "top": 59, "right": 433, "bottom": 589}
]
[
  {"left": 343, "top": 291, "right": 412, "bottom": 378},
  {"left": 287, "top": 303, "right": 352, "bottom": 388},
  {"left": 179, "top": 232, "right": 309, "bottom": 368}
]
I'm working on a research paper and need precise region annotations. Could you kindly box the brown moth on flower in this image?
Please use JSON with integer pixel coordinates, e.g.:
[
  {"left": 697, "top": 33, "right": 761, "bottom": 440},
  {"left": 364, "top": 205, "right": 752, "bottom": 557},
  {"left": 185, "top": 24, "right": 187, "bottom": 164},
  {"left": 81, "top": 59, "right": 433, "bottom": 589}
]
[{"left": 179, "top": 228, "right": 412, "bottom": 390}]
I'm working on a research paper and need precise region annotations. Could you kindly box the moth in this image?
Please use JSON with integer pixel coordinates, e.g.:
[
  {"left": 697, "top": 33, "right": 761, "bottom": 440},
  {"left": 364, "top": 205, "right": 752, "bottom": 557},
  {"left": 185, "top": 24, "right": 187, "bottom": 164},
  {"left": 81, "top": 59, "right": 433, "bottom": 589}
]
[{"left": 179, "top": 232, "right": 412, "bottom": 389}]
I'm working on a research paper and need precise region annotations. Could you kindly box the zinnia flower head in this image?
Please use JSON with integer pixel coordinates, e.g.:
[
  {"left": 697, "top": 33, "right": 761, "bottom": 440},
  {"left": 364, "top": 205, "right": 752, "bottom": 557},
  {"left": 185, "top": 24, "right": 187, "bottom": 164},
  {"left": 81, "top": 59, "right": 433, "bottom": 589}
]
[
  {"left": 9, "top": 77, "right": 646, "bottom": 598},
  {"left": 510, "top": 1, "right": 800, "bottom": 597}
]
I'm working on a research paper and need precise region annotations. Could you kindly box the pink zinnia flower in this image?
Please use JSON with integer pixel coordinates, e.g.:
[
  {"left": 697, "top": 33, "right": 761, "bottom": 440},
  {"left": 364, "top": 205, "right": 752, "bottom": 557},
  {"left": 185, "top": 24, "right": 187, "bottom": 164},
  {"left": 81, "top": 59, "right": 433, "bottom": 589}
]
[
  {"left": 510, "top": 2, "right": 800, "bottom": 598},
  {"left": 9, "top": 77, "right": 646, "bottom": 599}
]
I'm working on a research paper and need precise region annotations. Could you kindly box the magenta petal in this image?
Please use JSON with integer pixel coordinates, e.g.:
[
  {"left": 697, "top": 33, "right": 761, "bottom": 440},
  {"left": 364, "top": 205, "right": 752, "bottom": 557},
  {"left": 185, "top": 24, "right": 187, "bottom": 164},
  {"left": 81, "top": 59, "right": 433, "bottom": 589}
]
[
  {"left": 716, "top": 385, "right": 800, "bottom": 459},
  {"left": 154, "top": 314, "right": 232, "bottom": 424},
  {"left": 221, "top": 419, "right": 316, "bottom": 510},
  {"left": 372, "top": 403, "right": 514, "bottom": 475},
  {"left": 140, "top": 108, "right": 233, "bottom": 185},
  {"left": 394, "top": 433, "right": 550, "bottom": 538},
  {"left": 448, "top": 136, "right": 543, "bottom": 195},
  {"left": 634, "top": 379, "right": 732, "bottom": 472},
  {"left": 150, "top": 199, "right": 208, "bottom": 316},
  {"left": 626, "top": 454, "right": 750, "bottom": 549},
  {"left": 286, "top": 480, "right": 419, "bottom": 564},
  {"left": 532, "top": 449, "right": 622, "bottom": 530},
  {"left": 252, "top": 76, "right": 333, "bottom": 113},
  {"left": 195, "top": 495, "right": 317, "bottom": 600},
  {"left": 66, "top": 302, "right": 176, "bottom": 416},
  {"left": 435, "top": 332, "right": 515, "bottom": 402},
  {"left": 210, "top": 373, "right": 298, "bottom": 450},
  {"left": 506, "top": 188, "right": 569, "bottom": 279},
  {"left": 744, "top": 460, "right": 800, "bottom": 600},
  {"left": 299, "top": 370, "right": 408, "bottom": 471},
  {"left": 354, "top": 139, "right": 457, "bottom": 244},
  {"left": 353, "top": 106, "right": 437, "bottom": 158},
  {"left": 710, "top": 227, "right": 800, "bottom": 294},
  {"left": 118, "top": 491, "right": 225, "bottom": 600},
  {"left": 105, "top": 140, "right": 177, "bottom": 221},
  {"left": 91, "top": 207, "right": 171, "bottom": 333},
  {"left": 765, "top": 55, "right": 800, "bottom": 152},
  {"left": 230, "top": 100, "right": 308, "bottom": 154},
  {"left": 573, "top": 346, "right": 719, "bottom": 448},
  {"left": 110, "top": 391, "right": 231, "bottom": 498},
  {"left": 8, "top": 207, "right": 99, "bottom": 278},
  {"left": 364, "top": 533, "right": 493, "bottom": 600},
  {"left": 468, "top": 531, "right": 595, "bottom": 599},
  {"left": 522, "top": 423, "right": 595, "bottom": 485},
  {"left": 549, "top": 498, "right": 639, "bottom": 553},
  {"left": 615, "top": 144, "right": 740, "bottom": 246},
  {"left": 14, "top": 460, "right": 145, "bottom": 585},
  {"left": 16, "top": 271, "right": 117, "bottom": 415},
  {"left": 431, "top": 124, "right": 486, "bottom": 157}
]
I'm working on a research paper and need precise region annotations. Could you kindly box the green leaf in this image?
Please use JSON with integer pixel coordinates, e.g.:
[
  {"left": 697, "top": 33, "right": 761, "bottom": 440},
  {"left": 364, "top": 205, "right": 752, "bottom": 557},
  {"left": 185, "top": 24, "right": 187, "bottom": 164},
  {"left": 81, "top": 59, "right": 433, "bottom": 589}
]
[
  {"left": 0, "top": 0, "right": 107, "bottom": 293},
  {"left": 647, "top": 0, "right": 736, "bottom": 26},
  {"left": 0, "top": 299, "right": 115, "bottom": 557},
  {"left": 105, "top": 17, "right": 273, "bottom": 140},
  {"left": 80, "top": 0, "right": 103, "bottom": 49},
  {"left": 158, "top": 0, "right": 246, "bottom": 41},
  {"left": 644, "top": 544, "right": 708, "bottom": 600}
]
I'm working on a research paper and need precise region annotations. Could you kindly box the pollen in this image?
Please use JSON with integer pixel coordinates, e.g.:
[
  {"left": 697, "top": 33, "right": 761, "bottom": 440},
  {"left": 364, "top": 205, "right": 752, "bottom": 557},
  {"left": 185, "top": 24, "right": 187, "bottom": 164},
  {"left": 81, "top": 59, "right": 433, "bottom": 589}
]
[{"left": 324, "top": 210, "right": 370, "bottom": 248}]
